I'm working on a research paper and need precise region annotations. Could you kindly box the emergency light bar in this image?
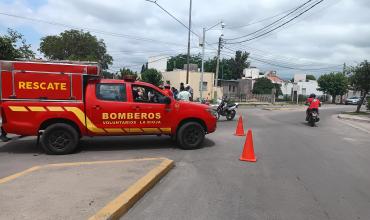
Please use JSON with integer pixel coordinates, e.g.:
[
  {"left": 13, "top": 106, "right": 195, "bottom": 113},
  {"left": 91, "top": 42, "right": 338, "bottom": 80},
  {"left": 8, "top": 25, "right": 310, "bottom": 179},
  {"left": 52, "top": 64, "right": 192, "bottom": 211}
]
[{"left": 123, "top": 75, "right": 137, "bottom": 82}]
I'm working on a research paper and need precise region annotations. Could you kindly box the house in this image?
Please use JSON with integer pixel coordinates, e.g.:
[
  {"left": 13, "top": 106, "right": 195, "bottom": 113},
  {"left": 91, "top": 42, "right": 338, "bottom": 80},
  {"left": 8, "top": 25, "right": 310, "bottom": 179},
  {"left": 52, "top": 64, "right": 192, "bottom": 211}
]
[
  {"left": 148, "top": 55, "right": 168, "bottom": 72},
  {"left": 161, "top": 69, "right": 215, "bottom": 100},
  {"left": 281, "top": 74, "right": 323, "bottom": 97}
]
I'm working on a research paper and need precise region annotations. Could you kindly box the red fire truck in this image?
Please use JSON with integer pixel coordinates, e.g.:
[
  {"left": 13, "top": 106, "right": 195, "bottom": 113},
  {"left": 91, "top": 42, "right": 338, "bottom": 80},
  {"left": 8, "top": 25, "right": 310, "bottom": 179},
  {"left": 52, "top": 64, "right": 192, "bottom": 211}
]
[{"left": 0, "top": 60, "right": 217, "bottom": 154}]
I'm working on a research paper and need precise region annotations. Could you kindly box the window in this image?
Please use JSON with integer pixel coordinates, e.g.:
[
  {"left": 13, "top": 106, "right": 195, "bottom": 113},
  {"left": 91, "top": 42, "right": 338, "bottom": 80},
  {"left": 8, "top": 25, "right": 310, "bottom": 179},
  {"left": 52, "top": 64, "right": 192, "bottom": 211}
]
[
  {"left": 132, "top": 85, "right": 165, "bottom": 104},
  {"left": 96, "top": 84, "right": 126, "bottom": 101},
  {"left": 199, "top": 81, "right": 208, "bottom": 91},
  {"left": 229, "top": 85, "right": 231, "bottom": 92},
  {"left": 302, "top": 88, "right": 306, "bottom": 96},
  {"left": 232, "top": 86, "right": 236, "bottom": 92}
]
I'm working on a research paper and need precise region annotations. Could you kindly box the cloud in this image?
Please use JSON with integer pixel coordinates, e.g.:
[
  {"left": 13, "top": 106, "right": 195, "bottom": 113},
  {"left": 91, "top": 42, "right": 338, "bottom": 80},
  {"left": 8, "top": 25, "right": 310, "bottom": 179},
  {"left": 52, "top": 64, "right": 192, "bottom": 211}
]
[{"left": 0, "top": 0, "right": 369, "bottom": 76}]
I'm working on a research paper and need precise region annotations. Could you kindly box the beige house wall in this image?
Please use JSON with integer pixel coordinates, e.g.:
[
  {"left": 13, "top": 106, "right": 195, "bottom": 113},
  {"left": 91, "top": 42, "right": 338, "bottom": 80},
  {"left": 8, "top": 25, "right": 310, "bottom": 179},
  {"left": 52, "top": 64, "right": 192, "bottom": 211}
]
[{"left": 162, "top": 70, "right": 215, "bottom": 100}]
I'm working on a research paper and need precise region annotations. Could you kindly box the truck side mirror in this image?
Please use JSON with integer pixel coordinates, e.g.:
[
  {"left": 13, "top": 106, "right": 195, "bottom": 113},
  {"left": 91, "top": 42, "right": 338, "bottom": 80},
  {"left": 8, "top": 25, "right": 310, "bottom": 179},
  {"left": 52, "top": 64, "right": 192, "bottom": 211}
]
[{"left": 163, "top": 96, "right": 171, "bottom": 105}]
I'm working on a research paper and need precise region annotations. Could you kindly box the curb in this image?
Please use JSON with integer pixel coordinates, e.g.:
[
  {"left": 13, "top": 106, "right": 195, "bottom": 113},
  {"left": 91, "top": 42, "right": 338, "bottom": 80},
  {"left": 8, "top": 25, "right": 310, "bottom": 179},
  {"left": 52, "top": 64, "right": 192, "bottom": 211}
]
[
  {"left": 338, "top": 114, "right": 370, "bottom": 123},
  {"left": 0, "top": 158, "right": 174, "bottom": 220},
  {"left": 335, "top": 115, "right": 370, "bottom": 134},
  {"left": 89, "top": 158, "right": 174, "bottom": 220},
  {"left": 262, "top": 107, "right": 305, "bottom": 111}
]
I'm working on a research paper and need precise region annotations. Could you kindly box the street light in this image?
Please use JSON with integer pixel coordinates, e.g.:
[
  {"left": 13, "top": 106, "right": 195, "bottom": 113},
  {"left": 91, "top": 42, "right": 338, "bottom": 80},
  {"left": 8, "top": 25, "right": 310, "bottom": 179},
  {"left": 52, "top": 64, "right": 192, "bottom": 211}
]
[{"left": 199, "top": 21, "right": 225, "bottom": 101}]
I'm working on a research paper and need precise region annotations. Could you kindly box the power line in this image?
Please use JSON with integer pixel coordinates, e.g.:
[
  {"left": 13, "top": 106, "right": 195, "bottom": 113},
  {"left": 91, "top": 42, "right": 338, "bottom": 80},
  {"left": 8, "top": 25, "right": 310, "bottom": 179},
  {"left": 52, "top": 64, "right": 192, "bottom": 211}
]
[
  {"left": 244, "top": 0, "right": 343, "bottom": 45},
  {"left": 0, "top": 11, "right": 186, "bottom": 47},
  {"left": 222, "top": 47, "right": 342, "bottom": 71},
  {"left": 224, "top": 44, "right": 340, "bottom": 67},
  {"left": 144, "top": 0, "right": 200, "bottom": 38},
  {"left": 225, "top": 0, "right": 324, "bottom": 44},
  {"left": 225, "top": 0, "right": 314, "bottom": 40},
  {"left": 225, "top": 0, "right": 312, "bottom": 30}
]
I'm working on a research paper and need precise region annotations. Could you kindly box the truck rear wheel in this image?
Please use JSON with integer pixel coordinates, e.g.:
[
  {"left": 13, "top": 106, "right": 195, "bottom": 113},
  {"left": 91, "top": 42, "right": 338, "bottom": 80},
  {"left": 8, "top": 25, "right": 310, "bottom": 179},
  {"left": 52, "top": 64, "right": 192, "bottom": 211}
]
[
  {"left": 40, "top": 123, "right": 79, "bottom": 155},
  {"left": 177, "top": 122, "right": 205, "bottom": 150}
]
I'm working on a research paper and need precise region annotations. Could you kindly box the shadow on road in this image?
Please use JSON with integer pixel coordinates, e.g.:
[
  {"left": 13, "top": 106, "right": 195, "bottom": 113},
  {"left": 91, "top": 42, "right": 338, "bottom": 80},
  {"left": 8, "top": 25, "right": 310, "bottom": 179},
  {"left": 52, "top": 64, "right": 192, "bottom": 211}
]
[{"left": 0, "top": 135, "right": 215, "bottom": 155}]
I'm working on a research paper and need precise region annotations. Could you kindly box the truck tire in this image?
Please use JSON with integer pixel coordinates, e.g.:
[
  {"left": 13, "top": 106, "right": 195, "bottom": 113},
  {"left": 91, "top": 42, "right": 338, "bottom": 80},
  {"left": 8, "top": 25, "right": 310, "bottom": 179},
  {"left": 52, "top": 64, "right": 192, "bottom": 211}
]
[
  {"left": 40, "top": 123, "right": 79, "bottom": 155},
  {"left": 177, "top": 122, "right": 205, "bottom": 150}
]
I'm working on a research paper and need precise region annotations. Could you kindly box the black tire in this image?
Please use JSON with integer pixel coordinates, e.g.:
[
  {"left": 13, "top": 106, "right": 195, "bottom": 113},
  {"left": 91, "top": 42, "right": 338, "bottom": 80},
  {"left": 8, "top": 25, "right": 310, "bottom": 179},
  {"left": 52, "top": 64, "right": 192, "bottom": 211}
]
[
  {"left": 177, "top": 122, "right": 205, "bottom": 150},
  {"left": 226, "top": 110, "right": 236, "bottom": 121},
  {"left": 40, "top": 123, "right": 79, "bottom": 155},
  {"left": 309, "top": 118, "right": 316, "bottom": 127}
]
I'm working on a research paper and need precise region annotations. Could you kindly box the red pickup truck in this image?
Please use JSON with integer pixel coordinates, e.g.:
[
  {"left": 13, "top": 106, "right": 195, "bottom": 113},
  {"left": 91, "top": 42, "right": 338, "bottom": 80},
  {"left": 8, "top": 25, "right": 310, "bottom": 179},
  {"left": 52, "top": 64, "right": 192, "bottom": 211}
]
[{"left": 0, "top": 60, "right": 217, "bottom": 154}]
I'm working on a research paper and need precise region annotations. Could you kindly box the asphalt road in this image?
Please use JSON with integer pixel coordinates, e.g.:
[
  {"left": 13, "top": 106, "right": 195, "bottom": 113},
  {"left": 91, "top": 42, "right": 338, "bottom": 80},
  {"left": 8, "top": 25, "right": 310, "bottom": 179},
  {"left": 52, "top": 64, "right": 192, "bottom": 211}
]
[{"left": 1, "top": 105, "right": 369, "bottom": 220}]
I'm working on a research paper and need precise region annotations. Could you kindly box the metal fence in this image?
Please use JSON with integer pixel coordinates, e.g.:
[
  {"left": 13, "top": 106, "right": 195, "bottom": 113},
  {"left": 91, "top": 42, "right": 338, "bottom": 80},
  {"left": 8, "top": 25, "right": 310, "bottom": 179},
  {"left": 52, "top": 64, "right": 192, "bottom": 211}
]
[{"left": 227, "top": 93, "right": 273, "bottom": 103}]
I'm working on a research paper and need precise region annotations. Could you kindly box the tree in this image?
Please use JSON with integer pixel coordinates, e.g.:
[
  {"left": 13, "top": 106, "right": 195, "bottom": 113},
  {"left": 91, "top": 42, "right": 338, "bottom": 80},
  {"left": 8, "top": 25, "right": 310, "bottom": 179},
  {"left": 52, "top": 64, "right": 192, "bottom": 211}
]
[
  {"left": 252, "top": 78, "right": 275, "bottom": 94},
  {"left": 117, "top": 67, "right": 137, "bottom": 79},
  {"left": 101, "top": 70, "right": 116, "bottom": 79},
  {"left": 203, "top": 50, "right": 250, "bottom": 80},
  {"left": 39, "top": 29, "right": 113, "bottom": 69},
  {"left": 230, "top": 50, "right": 250, "bottom": 79},
  {"left": 141, "top": 69, "right": 163, "bottom": 86},
  {"left": 0, "top": 28, "right": 35, "bottom": 60},
  {"left": 274, "top": 83, "right": 283, "bottom": 97},
  {"left": 167, "top": 54, "right": 202, "bottom": 71},
  {"left": 140, "top": 64, "right": 147, "bottom": 73},
  {"left": 349, "top": 60, "right": 370, "bottom": 112},
  {"left": 306, "top": 74, "right": 316, "bottom": 81},
  {"left": 317, "top": 72, "right": 348, "bottom": 103}
]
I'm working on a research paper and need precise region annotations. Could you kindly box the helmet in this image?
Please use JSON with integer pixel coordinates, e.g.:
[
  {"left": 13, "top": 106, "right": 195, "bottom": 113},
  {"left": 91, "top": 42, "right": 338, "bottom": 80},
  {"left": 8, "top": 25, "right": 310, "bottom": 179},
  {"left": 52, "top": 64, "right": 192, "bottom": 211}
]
[{"left": 309, "top": 93, "right": 316, "bottom": 98}]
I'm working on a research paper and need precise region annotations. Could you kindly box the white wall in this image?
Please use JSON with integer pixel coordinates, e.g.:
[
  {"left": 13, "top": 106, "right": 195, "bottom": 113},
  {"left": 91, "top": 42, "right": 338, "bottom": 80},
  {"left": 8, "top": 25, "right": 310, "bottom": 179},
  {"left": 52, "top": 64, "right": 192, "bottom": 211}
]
[
  {"left": 148, "top": 55, "right": 168, "bottom": 72},
  {"left": 243, "top": 67, "right": 260, "bottom": 79},
  {"left": 162, "top": 70, "right": 215, "bottom": 100},
  {"left": 281, "top": 80, "right": 323, "bottom": 96},
  {"left": 294, "top": 74, "right": 306, "bottom": 82}
]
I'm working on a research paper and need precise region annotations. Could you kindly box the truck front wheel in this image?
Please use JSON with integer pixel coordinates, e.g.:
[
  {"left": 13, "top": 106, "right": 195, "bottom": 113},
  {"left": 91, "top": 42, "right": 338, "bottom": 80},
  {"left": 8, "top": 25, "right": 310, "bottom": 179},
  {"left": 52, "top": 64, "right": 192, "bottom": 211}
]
[
  {"left": 177, "top": 122, "right": 205, "bottom": 150},
  {"left": 40, "top": 123, "right": 79, "bottom": 155}
]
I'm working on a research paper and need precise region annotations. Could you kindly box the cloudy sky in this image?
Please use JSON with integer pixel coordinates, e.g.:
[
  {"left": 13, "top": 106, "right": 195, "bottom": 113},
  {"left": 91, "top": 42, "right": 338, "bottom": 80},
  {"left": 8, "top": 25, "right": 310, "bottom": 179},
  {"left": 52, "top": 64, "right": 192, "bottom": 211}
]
[{"left": 0, "top": 0, "right": 369, "bottom": 78}]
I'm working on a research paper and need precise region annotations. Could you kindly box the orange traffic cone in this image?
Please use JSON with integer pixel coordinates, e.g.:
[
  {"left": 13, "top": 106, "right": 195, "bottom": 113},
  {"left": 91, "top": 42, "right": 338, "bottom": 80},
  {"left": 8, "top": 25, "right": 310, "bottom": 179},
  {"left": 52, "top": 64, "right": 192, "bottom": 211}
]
[
  {"left": 234, "top": 115, "right": 245, "bottom": 136},
  {"left": 240, "top": 129, "right": 257, "bottom": 162}
]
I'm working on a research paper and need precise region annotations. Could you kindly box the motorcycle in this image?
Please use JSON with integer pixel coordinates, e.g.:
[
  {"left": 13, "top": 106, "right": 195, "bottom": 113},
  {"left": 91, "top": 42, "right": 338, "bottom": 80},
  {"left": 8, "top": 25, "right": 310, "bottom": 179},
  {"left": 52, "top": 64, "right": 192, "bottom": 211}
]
[
  {"left": 215, "top": 97, "right": 238, "bottom": 120},
  {"left": 307, "top": 109, "right": 320, "bottom": 127}
]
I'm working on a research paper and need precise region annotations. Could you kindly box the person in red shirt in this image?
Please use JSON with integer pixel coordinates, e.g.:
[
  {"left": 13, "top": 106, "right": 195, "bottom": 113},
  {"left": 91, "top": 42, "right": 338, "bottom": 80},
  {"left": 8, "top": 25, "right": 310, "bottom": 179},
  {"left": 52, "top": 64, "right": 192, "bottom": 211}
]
[
  {"left": 163, "top": 84, "right": 173, "bottom": 97},
  {"left": 305, "top": 93, "right": 321, "bottom": 121}
]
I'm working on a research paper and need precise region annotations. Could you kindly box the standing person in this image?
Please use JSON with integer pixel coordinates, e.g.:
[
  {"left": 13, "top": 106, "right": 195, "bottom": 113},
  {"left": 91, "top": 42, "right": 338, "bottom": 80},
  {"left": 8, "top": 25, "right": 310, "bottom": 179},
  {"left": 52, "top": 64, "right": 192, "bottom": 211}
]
[
  {"left": 171, "top": 87, "right": 179, "bottom": 99},
  {"left": 180, "top": 82, "right": 185, "bottom": 92},
  {"left": 177, "top": 86, "right": 191, "bottom": 101},
  {"left": 163, "top": 84, "right": 173, "bottom": 97},
  {"left": 185, "top": 84, "right": 194, "bottom": 101}
]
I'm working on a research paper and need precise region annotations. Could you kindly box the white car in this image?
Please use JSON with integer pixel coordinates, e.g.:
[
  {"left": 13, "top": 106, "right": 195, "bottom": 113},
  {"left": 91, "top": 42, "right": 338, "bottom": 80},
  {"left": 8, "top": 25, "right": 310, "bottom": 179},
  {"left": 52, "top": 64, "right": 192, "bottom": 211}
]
[{"left": 345, "top": 96, "right": 367, "bottom": 105}]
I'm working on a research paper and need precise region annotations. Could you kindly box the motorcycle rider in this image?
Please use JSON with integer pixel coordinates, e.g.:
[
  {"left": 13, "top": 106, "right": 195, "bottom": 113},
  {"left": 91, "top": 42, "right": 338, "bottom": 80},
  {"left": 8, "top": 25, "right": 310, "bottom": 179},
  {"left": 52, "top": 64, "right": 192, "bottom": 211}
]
[{"left": 305, "top": 93, "right": 321, "bottom": 121}]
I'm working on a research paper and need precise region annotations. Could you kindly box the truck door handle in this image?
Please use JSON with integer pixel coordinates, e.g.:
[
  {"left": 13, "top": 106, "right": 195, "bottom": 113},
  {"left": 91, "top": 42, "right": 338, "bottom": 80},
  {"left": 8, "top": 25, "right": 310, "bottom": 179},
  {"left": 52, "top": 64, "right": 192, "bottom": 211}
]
[
  {"left": 93, "top": 105, "right": 101, "bottom": 110},
  {"left": 132, "top": 106, "right": 140, "bottom": 110}
]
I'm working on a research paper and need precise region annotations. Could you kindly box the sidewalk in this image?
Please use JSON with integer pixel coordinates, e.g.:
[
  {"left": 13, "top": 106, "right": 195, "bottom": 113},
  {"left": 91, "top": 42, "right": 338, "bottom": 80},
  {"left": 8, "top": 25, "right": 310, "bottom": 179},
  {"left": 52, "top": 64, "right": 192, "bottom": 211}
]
[
  {"left": 337, "top": 113, "right": 370, "bottom": 134},
  {"left": 0, "top": 158, "right": 174, "bottom": 220},
  {"left": 338, "top": 113, "right": 370, "bottom": 123}
]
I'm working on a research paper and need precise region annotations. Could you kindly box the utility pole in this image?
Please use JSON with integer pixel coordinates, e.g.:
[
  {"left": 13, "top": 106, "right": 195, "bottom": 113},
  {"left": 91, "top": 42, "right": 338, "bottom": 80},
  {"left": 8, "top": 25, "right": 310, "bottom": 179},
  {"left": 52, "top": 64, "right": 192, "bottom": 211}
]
[
  {"left": 200, "top": 27, "right": 206, "bottom": 101},
  {"left": 215, "top": 36, "right": 222, "bottom": 88},
  {"left": 343, "top": 62, "right": 346, "bottom": 74},
  {"left": 199, "top": 21, "right": 224, "bottom": 102},
  {"left": 186, "top": 0, "right": 192, "bottom": 84}
]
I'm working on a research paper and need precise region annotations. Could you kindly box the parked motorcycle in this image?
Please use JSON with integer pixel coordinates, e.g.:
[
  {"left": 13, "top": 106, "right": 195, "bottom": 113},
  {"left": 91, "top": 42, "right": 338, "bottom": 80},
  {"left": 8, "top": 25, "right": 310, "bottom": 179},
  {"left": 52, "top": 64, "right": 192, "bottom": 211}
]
[
  {"left": 307, "top": 109, "right": 320, "bottom": 127},
  {"left": 215, "top": 97, "right": 238, "bottom": 120}
]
